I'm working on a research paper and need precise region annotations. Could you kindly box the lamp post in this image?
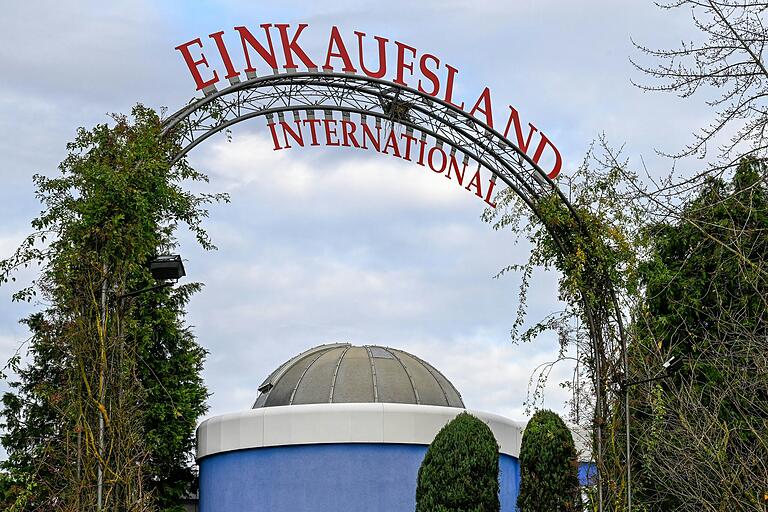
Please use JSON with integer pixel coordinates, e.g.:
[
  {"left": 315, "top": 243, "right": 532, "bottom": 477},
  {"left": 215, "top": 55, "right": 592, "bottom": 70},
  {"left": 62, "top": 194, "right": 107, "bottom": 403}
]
[
  {"left": 96, "top": 255, "right": 186, "bottom": 511},
  {"left": 622, "top": 355, "right": 685, "bottom": 512}
]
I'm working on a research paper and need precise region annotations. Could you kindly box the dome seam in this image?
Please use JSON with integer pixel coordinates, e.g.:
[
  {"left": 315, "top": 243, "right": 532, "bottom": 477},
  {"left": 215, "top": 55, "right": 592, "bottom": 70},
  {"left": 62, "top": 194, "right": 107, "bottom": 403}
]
[
  {"left": 329, "top": 346, "right": 352, "bottom": 403},
  {"left": 288, "top": 349, "right": 330, "bottom": 406},
  {"left": 253, "top": 344, "right": 463, "bottom": 408},
  {"left": 364, "top": 346, "right": 379, "bottom": 403},
  {"left": 401, "top": 350, "right": 454, "bottom": 407},
  {"left": 384, "top": 347, "right": 421, "bottom": 405}
]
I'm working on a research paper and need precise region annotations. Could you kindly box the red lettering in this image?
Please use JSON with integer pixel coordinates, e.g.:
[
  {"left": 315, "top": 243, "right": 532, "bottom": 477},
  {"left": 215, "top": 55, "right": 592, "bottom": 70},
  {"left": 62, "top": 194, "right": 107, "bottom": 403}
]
[
  {"left": 341, "top": 119, "right": 361, "bottom": 147},
  {"left": 275, "top": 23, "right": 317, "bottom": 70},
  {"left": 469, "top": 87, "right": 494, "bottom": 129},
  {"left": 416, "top": 138, "right": 428, "bottom": 166},
  {"left": 302, "top": 119, "right": 322, "bottom": 146},
  {"left": 393, "top": 41, "right": 416, "bottom": 87},
  {"left": 465, "top": 169, "right": 484, "bottom": 198},
  {"left": 175, "top": 38, "right": 219, "bottom": 91},
  {"left": 361, "top": 122, "right": 381, "bottom": 150},
  {"left": 446, "top": 154, "right": 467, "bottom": 185},
  {"left": 324, "top": 26, "right": 357, "bottom": 72},
  {"left": 267, "top": 122, "right": 282, "bottom": 150},
  {"left": 428, "top": 146, "right": 447, "bottom": 173},
  {"left": 418, "top": 54, "right": 441, "bottom": 97},
  {"left": 209, "top": 31, "right": 239, "bottom": 80},
  {"left": 484, "top": 177, "right": 498, "bottom": 207},
  {"left": 443, "top": 64, "right": 464, "bottom": 109},
  {"left": 532, "top": 134, "right": 563, "bottom": 179},
  {"left": 279, "top": 121, "right": 305, "bottom": 148},
  {"left": 400, "top": 132, "right": 418, "bottom": 161},
  {"left": 503, "top": 106, "right": 538, "bottom": 154},
  {"left": 383, "top": 130, "right": 402, "bottom": 157},
  {"left": 355, "top": 31, "right": 388, "bottom": 79},
  {"left": 323, "top": 119, "right": 340, "bottom": 146},
  {"left": 235, "top": 25, "right": 278, "bottom": 74}
]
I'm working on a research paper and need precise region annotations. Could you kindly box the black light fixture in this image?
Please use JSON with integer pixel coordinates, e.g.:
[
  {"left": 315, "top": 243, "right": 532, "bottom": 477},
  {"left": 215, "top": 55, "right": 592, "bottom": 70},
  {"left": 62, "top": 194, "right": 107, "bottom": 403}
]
[
  {"left": 621, "top": 355, "right": 687, "bottom": 391},
  {"left": 662, "top": 355, "right": 685, "bottom": 375},
  {"left": 149, "top": 255, "right": 186, "bottom": 281},
  {"left": 116, "top": 255, "right": 187, "bottom": 300}
]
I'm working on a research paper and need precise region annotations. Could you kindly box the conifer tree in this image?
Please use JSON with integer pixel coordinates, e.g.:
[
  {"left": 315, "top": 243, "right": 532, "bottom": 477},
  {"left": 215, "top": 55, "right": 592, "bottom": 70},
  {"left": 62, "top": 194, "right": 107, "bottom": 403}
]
[
  {"left": 517, "top": 409, "right": 581, "bottom": 512},
  {"left": 416, "top": 412, "right": 500, "bottom": 512},
  {"left": 0, "top": 105, "right": 227, "bottom": 511}
]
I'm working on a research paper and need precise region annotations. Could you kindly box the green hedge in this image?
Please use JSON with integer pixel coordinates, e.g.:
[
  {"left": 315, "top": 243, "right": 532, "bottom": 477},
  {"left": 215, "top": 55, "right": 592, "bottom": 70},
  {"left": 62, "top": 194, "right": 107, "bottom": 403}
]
[
  {"left": 517, "top": 409, "right": 581, "bottom": 512},
  {"left": 416, "top": 412, "right": 500, "bottom": 512}
]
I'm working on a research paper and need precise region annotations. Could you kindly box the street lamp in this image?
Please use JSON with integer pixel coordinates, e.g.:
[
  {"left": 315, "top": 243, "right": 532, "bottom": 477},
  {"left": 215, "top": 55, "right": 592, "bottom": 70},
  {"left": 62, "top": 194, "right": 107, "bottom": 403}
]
[
  {"left": 116, "top": 255, "right": 186, "bottom": 299},
  {"left": 622, "top": 354, "right": 686, "bottom": 512},
  {"left": 97, "top": 254, "right": 186, "bottom": 510},
  {"left": 622, "top": 355, "right": 685, "bottom": 390},
  {"left": 149, "top": 254, "right": 186, "bottom": 281}
]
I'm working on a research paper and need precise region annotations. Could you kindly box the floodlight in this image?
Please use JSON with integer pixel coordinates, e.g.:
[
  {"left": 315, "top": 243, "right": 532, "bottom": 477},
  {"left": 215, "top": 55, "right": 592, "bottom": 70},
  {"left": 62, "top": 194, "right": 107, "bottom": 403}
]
[
  {"left": 149, "top": 255, "right": 186, "bottom": 281},
  {"left": 663, "top": 356, "right": 685, "bottom": 375}
]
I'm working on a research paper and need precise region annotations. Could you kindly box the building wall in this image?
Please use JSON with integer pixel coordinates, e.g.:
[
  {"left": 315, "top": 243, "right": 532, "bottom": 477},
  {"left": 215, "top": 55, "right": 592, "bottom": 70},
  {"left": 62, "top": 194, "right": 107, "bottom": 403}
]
[
  {"left": 199, "top": 443, "right": 522, "bottom": 512},
  {"left": 196, "top": 404, "right": 594, "bottom": 511}
]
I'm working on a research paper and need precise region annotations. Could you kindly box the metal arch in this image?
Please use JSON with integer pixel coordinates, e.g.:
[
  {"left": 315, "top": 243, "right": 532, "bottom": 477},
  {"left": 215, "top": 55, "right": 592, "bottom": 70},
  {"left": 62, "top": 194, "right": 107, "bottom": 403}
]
[
  {"left": 161, "top": 72, "right": 581, "bottom": 228},
  {"left": 161, "top": 71, "right": 585, "bottom": 273},
  {"left": 162, "top": 70, "right": 626, "bottom": 509}
]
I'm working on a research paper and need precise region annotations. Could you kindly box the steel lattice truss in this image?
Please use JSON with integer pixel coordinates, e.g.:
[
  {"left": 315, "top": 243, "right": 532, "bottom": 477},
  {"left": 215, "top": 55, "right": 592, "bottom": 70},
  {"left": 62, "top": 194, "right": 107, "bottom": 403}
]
[{"left": 162, "top": 71, "right": 578, "bottom": 227}]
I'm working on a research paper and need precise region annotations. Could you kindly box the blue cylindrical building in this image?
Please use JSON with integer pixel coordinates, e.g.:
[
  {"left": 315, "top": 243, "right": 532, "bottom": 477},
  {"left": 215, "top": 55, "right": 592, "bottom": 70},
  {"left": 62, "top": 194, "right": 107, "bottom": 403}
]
[{"left": 196, "top": 343, "right": 589, "bottom": 511}]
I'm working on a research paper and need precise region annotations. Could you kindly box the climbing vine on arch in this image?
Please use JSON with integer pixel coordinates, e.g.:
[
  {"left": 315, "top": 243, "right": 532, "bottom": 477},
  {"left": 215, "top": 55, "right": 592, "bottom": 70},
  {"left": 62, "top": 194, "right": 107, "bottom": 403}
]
[{"left": 484, "top": 138, "right": 646, "bottom": 507}]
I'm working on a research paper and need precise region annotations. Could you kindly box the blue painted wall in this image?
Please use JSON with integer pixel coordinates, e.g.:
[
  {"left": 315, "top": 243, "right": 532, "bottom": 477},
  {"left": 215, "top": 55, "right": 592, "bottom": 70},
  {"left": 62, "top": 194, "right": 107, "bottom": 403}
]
[
  {"left": 200, "top": 444, "right": 427, "bottom": 512},
  {"left": 199, "top": 443, "right": 590, "bottom": 512}
]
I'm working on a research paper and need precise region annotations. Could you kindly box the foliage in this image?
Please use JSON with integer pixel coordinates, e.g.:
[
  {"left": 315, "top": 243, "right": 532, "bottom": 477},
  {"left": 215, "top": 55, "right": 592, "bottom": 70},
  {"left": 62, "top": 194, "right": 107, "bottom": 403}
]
[
  {"left": 130, "top": 285, "right": 209, "bottom": 511},
  {"left": 628, "top": 157, "right": 768, "bottom": 510},
  {"left": 484, "top": 139, "right": 646, "bottom": 507},
  {"left": 487, "top": 148, "right": 768, "bottom": 510},
  {"left": 517, "top": 409, "right": 582, "bottom": 512},
  {"left": 415, "top": 412, "right": 500, "bottom": 512},
  {"left": 483, "top": 4, "right": 768, "bottom": 510},
  {"left": 629, "top": 6, "right": 768, "bottom": 507},
  {"left": 0, "top": 105, "right": 228, "bottom": 511}
]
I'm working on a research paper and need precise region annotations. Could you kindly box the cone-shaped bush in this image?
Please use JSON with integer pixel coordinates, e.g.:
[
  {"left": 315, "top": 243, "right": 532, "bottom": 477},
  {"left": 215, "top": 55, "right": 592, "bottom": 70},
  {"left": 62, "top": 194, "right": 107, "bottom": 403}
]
[
  {"left": 517, "top": 409, "right": 581, "bottom": 512},
  {"left": 416, "top": 412, "right": 500, "bottom": 512}
]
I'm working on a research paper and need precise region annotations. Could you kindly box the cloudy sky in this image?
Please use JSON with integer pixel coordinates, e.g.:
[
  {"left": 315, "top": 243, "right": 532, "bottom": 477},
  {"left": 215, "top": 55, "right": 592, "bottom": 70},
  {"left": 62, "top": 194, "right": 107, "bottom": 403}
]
[{"left": 0, "top": 1, "right": 707, "bottom": 446}]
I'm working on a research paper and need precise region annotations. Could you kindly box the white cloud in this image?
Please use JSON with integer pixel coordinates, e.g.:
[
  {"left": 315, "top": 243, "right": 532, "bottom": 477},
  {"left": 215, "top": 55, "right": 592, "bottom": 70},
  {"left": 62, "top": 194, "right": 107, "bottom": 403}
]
[
  {"left": 399, "top": 334, "right": 576, "bottom": 419},
  {"left": 195, "top": 130, "right": 484, "bottom": 212}
]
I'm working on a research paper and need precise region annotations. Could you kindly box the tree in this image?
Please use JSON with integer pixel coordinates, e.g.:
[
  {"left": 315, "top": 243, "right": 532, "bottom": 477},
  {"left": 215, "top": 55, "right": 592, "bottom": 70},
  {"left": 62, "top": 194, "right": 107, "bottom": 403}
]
[
  {"left": 130, "top": 285, "right": 209, "bottom": 511},
  {"left": 628, "top": 157, "right": 768, "bottom": 510},
  {"left": 633, "top": 1, "right": 768, "bottom": 163},
  {"left": 415, "top": 412, "right": 500, "bottom": 512},
  {"left": 517, "top": 409, "right": 581, "bottom": 512},
  {"left": 0, "top": 105, "right": 227, "bottom": 511}
]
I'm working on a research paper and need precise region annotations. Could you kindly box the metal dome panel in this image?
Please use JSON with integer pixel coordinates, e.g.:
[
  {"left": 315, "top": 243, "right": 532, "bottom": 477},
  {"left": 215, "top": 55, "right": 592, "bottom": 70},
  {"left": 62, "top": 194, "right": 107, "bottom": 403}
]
[{"left": 252, "top": 343, "right": 464, "bottom": 408}]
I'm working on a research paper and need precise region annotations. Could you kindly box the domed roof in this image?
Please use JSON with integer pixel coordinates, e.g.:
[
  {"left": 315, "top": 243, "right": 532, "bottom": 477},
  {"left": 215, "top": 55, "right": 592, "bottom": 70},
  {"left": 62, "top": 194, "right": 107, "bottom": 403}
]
[{"left": 252, "top": 343, "right": 464, "bottom": 408}]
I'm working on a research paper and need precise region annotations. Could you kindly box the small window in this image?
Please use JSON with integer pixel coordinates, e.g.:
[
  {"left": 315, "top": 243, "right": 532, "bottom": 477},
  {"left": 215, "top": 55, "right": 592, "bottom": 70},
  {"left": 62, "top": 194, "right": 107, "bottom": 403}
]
[{"left": 369, "top": 347, "right": 395, "bottom": 359}]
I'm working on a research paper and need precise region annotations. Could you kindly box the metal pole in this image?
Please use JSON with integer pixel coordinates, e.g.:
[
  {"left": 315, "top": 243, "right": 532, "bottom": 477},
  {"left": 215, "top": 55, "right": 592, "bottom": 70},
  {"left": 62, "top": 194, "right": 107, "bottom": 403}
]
[
  {"left": 595, "top": 348, "right": 604, "bottom": 512},
  {"left": 626, "top": 371, "right": 632, "bottom": 512},
  {"left": 584, "top": 303, "right": 604, "bottom": 512},
  {"left": 97, "top": 272, "right": 107, "bottom": 510},
  {"left": 622, "top": 372, "right": 674, "bottom": 511},
  {"left": 616, "top": 302, "right": 631, "bottom": 512}
]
